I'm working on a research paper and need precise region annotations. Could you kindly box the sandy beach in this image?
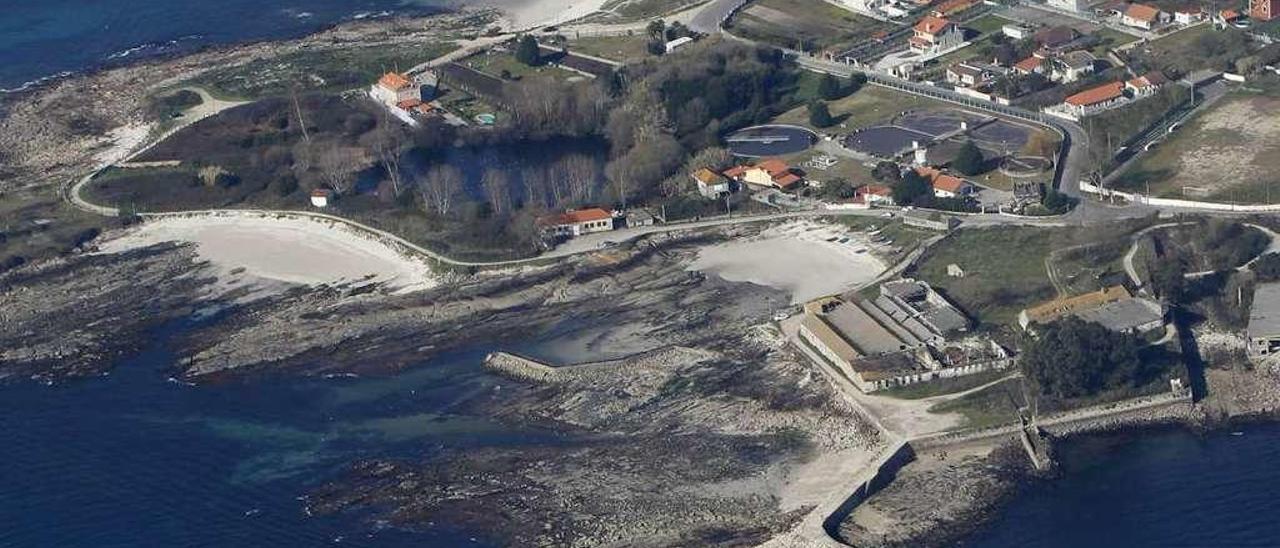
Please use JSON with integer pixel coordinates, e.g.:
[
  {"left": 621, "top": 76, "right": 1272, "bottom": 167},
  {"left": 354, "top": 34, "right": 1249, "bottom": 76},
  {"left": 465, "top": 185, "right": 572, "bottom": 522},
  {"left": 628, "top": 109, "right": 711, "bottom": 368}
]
[
  {"left": 99, "top": 213, "right": 436, "bottom": 293},
  {"left": 687, "top": 220, "right": 889, "bottom": 304},
  {"left": 466, "top": 0, "right": 614, "bottom": 29}
]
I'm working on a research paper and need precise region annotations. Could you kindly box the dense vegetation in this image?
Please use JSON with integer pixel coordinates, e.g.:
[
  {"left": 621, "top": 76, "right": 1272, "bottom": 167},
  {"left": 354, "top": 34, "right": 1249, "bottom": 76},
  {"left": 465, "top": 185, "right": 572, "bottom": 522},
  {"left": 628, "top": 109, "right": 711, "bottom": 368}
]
[
  {"left": 92, "top": 40, "right": 810, "bottom": 259},
  {"left": 1021, "top": 318, "right": 1152, "bottom": 399}
]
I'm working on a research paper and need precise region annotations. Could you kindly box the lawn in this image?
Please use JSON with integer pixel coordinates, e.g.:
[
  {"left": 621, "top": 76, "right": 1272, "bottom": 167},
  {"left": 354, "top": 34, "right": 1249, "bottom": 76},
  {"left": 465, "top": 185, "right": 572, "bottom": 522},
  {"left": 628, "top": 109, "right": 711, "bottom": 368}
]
[
  {"left": 565, "top": 33, "right": 655, "bottom": 64},
  {"left": 1111, "top": 92, "right": 1280, "bottom": 204},
  {"left": 928, "top": 377, "right": 1024, "bottom": 429},
  {"left": 725, "top": 0, "right": 891, "bottom": 52},
  {"left": 189, "top": 42, "right": 459, "bottom": 100},
  {"left": 773, "top": 84, "right": 952, "bottom": 131},
  {"left": 464, "top": 50, "right": 581, "bottom": 84},
  {"left": 1089, "top": 28, "right": 1139, "bottom": 56},
  {"left": 1126, "top": 25, "right": 1252, "bottom": 75},
  {"left": 965, "top": 13, "right": 1012, "bottom": 35}
]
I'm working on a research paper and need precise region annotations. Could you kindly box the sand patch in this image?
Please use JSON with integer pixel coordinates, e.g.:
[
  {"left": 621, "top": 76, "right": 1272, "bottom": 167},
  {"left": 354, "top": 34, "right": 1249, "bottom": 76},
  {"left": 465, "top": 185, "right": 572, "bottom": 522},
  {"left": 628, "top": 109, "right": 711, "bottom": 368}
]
[
  {"left": 687, "top": 220, "right": 888, "bottom": 304},
  {"left": 1167, "top": 96, "right": 1280, "bottom": 195},
  {"left": 100, "top": 213, "right": 435, "bottom": 293}
]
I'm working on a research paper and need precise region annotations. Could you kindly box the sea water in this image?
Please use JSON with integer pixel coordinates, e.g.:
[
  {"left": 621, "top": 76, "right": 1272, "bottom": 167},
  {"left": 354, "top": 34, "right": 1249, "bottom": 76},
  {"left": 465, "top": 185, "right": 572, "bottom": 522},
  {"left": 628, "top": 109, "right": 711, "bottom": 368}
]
[
  {"left": 964, "top": 423, "right": 1280, "bottom": 547},
  {"left": 0, "top": 0, "right": 448, "bottom": 92}
]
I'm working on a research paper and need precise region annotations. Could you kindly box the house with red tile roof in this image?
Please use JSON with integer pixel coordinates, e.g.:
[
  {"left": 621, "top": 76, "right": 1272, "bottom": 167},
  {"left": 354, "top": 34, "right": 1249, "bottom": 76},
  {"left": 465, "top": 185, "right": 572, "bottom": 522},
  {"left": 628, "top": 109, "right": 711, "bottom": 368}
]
[
  {"left": 370, "top": 72, "right": 422, "bottom": 107},
  {"left": 1051, "top": 81, "right": 1128, "bottom": 119},
  {"left": 1122, "top": 3, "right": 1168, "bottom": 29},
  {"left": 856, "top": 184, "right": 896, "bottom": 206},
  {"left": 916, "top": 167, "right": 973, "bottom": 198},
  {"left": 537, "top": 208, "right": 616, "bottom": 237},
  {"left": 1126, "top": 71, "right": 1168, "bottom": 97},
  {"left": 731, "top": 160, "right": 806, "bottom": 190},
  {"left": 909, "top": 15, "right": 963, "bottom": 54}
]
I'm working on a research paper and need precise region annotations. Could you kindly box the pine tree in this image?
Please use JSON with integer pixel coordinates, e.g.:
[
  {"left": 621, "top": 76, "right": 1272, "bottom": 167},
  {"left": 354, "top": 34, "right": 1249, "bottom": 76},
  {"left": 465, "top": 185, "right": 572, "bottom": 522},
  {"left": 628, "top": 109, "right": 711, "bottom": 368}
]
[
  {"left": 808, "top": 101, "right": 834, "bottom": 128},
  {"left": 515, "top": 35, "right": 541, "bottom": 66},
  {"left": 952, "top": 140, "right": 984, "bottom": 176}
]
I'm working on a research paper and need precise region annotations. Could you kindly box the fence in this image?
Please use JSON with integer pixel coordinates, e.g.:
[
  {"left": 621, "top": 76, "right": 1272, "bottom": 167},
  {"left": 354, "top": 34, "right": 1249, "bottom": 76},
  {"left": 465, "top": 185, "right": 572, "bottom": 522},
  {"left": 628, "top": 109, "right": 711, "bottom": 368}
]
[{"left": 1079, "top": 179, "right": 1280, "bottom": 212}]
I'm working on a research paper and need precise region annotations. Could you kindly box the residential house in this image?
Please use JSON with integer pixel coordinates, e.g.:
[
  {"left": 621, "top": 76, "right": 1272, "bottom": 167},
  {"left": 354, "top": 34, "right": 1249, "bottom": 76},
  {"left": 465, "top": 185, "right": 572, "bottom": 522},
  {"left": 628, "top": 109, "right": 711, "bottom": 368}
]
[
  {"left": 370, "top": 72, "right": 423, "bottom": 107},
  {"left": 1058, "top": 81, "right": 1127, "bottom": 118},
  {"left": 916, "top": 166, "right": 973, "bottom": 198},
  {"left": 1217, "top": 8, "right": 1243, "bottom": 25},
  {"left": 1122, "top": 3, "right": 1168, "bottom": 29},
  {"left": 691, "top": 168, "right": 733, "bottom": 198},
  {"left": 946, "top": 62, "right": 993, "bottom": 88},
  {"left": 623, "top": 209, "right": 657, "bottom": 228},
  {"left": 731, "top": 160, "right": 805, "bottom": 190},
  {"left": 909, "top": 15, "right": 964, "bottom": 55},
  {"left": 537, "top": 208, "right": 616, "bottom": 238},
  {"left": 1253, "top": 0, "right": 1280, "bottom": 21},
  {"left": 1013, "top": 53, "right": 1047, "bottom": 75},
  {"left": 1126, "top": 71, "right": 1168, "bottom": 96},
  {"left": 1002, "top": 23, "right": 1034, "bottom": 40},
  {"left": 855, "top": 184, "right": 896, "bottom": 206},
  {"left": 1248, "top": 283, "right": 1280, "bottom": 358},
  {"left": 1050, "top": 50, "right": 1097, "bottom": 83},
  {"left": 1173, "top": 7, "right": 1204, "bottom": 24},
  {"left": 310, "top": 188, "right": 333, "bottom": 208}
]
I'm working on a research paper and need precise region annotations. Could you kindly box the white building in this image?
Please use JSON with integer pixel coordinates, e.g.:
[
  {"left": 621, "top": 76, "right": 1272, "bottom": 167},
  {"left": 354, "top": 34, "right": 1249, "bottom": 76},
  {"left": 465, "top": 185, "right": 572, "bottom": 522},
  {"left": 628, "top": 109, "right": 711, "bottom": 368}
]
[
  {"left": 1122, "top": 3, "right": 1169, "bottom": 29},
  {"left": 1050, "top": 50, "right": 1097, "bottom": 83},
  {"left": 1047, "top": 0, "right": 1089, "bottom": 12},
  {"left": 909, "top": 15, "right": 964, "bottom": 55},
  {"left": 665, "top": 36, "right": 694, "bottom": 53},
  {"left": 537, "top": 208, "right": 616, "bottom": 238},
  {"left": 370, "top": 72, "right": 422, "bottom": 107},
  {"left": 310, "top": 188, "right": 333, "bottom": 208}
]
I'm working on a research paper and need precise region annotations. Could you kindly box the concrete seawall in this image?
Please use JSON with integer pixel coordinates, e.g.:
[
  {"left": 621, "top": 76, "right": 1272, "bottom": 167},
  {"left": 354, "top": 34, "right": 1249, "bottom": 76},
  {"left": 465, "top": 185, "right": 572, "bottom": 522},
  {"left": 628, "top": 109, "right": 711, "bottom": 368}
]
[{"left": 482, "top": 346, "right": 720, "bottom": 384}]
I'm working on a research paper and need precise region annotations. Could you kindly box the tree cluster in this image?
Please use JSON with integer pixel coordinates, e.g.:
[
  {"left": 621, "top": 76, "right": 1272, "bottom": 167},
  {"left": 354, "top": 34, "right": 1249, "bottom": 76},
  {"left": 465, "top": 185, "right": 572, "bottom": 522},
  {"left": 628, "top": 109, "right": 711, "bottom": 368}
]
[{"left": 1021, "top": 317, "right": 1148, "bottom": 399}]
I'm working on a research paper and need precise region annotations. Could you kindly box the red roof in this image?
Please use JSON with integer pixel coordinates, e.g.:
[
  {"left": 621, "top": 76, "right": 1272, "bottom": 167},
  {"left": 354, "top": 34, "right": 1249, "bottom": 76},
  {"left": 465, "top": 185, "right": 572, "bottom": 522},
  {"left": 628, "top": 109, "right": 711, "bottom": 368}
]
[
  {"left": 1125, "top": 3, "right": 1162, "bottom": 21},
  {"left": 1127, "top": 71, "right": 1167, "bottom": 89},
  {"left": 774, "top": 173, "right": 804, "bottom": 189},
  {"left": 540, "top": 207, "right": 613, "bottom": 227},
  {"left": 916, "top": 167, "right": 968, "bottom": 193},
  {"left": 933, "top": 0, "right": 976, "bottom": 15},
  {"left": 755, "top": 159, "right": 790, "bottom": 176},
  {"left": 723, "top": 165, "right": 749, "bottom": 179},
  {"left": 1221, "top": 8, "right": 1241, "bottom": 19},
  {"left": 377, "top": 72, "right": 413, "bottom": 91},
  {"left": 1065, "top": 81, "right": 1125, "bottom": 106},
  {"left": 1013, "top": 56, "right": 1043, "bottom": 73},
  {"left": 862, "top": 184, "right": 893, "bottom": 196},
  {"left": 914, "top": 15, "right": 953, "bottom": 35},
  {"left": 311, "top": 188, "right": 333, "bottom": 197},
  {"left": 397, "top": 98, "right": 423, "bottom": 110}
]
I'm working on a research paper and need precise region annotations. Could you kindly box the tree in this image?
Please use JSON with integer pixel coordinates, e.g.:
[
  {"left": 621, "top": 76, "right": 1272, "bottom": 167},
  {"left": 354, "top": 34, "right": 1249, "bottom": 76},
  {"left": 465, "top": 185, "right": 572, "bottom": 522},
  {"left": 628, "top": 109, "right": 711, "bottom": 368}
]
[
  {"left": 847, "top": 73, "right": 867, "bottom": 95},
  {"left": 951, "top": 140, "right": 985, "bottom": 176},
  {"left": 369, "top": 122, "right": 407, "bottom": 197},
  {"left": 892, "top": 169, "right": 932, "bottom": 206},
  {"left": 1148, "top": 259, "right": 1187, "bottom": 303},
  {"left": 1022, "top": 130, "right": 1058, "bottom": 160},
  {"left": 315, "top": 143, "right": 369, "bottom": 194},
  {"left": 1021, "top": 317, "right": 1146, "bottom": 399},
  {"left": 872, "top": 161, "right": 902, "bottom": 182},
  {"left": 481, "top": 169, "right": 513, "bottom": 215},
  {"left": 419, "top": 164, "right": 464, "bottom": 216},
  {"left": 808, "top": 101, "right": 834, "bottom": 128},
  {"left": 817, "top": 73, "right": 842, "bottom": 100},
  {"left": 1042, "top": 189, "right": 1076, "bottom": 213},
  {"left": 515, "top": 35, "right": 541, "bottom": 66},
  {"left": 818, "top": 178, "right": 856, "bottom": 200},
  {"left": 647, "top": 19, "right": 666, "bottom": 41}
]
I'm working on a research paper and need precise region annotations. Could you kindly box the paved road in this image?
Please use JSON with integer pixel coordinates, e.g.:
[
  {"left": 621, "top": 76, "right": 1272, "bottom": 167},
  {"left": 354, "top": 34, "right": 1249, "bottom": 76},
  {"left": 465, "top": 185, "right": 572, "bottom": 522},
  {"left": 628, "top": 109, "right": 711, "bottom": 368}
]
[{"left": 688, "top": 0, "right": 748, "bottom": 33}]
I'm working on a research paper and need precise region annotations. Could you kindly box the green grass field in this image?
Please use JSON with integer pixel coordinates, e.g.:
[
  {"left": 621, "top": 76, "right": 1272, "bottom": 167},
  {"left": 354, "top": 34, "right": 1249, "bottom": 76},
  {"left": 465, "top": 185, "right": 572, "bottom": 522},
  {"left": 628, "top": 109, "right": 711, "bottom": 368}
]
[
  {"left": 880, "top": 369, "right": 1009, "bottom": 400},
  {"left": 565, "top": 33, "right": 654, "bottom": 63},
  {"left": 928, "top": 377, "right": 1024, "bottom": 429},
  {"left": 773, "top": 84, "right": 951, "bottom": 131}
]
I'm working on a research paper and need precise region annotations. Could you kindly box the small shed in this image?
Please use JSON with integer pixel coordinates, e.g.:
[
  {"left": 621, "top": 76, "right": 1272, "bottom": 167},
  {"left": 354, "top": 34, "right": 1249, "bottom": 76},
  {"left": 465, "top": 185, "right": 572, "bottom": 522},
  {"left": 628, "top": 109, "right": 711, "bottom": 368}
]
[{"left": 311, "top": 188, "right": 334, "bottom": 208}]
